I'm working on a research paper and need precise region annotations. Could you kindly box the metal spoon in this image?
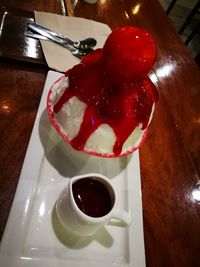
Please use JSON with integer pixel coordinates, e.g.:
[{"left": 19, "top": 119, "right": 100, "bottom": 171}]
[
  {"left": 27, "top": 22, "right": 97, "bottom": 50},
  {"left": 25, "top": 32, "right": 93, "bottom": 59}
]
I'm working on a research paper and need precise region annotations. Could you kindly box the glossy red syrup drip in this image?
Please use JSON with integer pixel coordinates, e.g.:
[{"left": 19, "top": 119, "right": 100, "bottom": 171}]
[{"left": 53, "top": 49, "right": 157, "bottom": 156}]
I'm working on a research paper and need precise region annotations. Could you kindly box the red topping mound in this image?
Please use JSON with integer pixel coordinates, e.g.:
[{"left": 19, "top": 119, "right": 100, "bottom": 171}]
[
  {"left": 102, "top": 26, "right": 157, "bottom": 81},
  {"left": 48, "top": 26, "right": 158, "bottom": 157}
]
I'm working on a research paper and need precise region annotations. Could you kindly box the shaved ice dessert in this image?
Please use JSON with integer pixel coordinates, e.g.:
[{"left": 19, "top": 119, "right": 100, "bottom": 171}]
[{"left": 47, "top": 26, "right": 158, "bottom": 158}]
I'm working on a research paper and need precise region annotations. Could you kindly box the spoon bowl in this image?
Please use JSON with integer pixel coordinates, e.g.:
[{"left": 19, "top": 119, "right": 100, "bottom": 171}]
[{"left": 73, "top": 38, "right": 97, "bottom": 50}]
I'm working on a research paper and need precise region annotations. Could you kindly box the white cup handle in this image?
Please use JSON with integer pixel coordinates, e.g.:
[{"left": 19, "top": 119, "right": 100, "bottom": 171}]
[{"left": 109, "top": 209, "right": 132, "bottom": 226}]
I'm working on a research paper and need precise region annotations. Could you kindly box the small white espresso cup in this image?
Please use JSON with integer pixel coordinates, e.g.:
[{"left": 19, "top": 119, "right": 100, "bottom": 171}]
[{"left": 56, "top": 173, "right": 132, "bottom": 236}]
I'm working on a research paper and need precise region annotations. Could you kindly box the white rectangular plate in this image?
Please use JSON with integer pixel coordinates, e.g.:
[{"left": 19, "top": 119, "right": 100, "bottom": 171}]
[{"left": 0, "top": 71, "right": 146, "bottom": 267}]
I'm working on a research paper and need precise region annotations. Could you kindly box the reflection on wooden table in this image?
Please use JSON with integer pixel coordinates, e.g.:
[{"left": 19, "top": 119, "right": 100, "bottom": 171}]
[{"left": 0, "top": 0, "right": 199, "bottom": 267}]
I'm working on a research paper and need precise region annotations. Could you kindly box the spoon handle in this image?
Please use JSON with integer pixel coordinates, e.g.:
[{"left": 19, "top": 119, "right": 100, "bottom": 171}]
[
  {"left": 25, "top": 31, "right": 76, "bottom": 53},
  {"left": 27, "top": 22, "right": 73, "bottom": 46},
  {"left": 25, "top": 32, "right": 93, "bottom": 59}
]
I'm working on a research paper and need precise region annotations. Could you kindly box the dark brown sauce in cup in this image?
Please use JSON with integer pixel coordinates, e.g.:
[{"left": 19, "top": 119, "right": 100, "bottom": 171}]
[{"left": 72, "top": 177, "right": 114, "bottom": 217}]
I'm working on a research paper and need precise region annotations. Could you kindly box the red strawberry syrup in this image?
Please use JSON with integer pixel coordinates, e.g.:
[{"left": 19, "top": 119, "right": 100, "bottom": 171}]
[{"left": 53, "top": 27, "right": 158, "bottom": 156}]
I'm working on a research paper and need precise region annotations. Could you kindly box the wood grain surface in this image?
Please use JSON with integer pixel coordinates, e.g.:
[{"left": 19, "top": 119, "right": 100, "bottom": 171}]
[
  {"left": 0, "top": 1, "right": 200, "bottom": 267},
  {"left": 0, "top": 6, "right": 46, "bottom": 64}
]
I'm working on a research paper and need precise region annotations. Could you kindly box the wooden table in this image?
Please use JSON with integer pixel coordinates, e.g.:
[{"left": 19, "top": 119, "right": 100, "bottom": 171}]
[{"left": 0, "top": 0, "right": 199, "bottom": 266}]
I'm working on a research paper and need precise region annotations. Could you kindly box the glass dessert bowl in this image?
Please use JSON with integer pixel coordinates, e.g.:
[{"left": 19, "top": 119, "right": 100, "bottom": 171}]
[{"left": 47, "top": 26, "right": 158, "bottom": 158}]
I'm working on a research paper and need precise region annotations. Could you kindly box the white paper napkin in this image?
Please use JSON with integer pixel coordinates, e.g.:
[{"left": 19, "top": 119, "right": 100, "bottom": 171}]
[{"left": 34, "top": 11, "right": 111, "bottom": 72}]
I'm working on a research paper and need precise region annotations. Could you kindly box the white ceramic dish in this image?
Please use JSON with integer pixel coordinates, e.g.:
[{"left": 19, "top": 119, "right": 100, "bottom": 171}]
[{"left": 0, "top": 71, "right": 146, "bottom": 267}]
